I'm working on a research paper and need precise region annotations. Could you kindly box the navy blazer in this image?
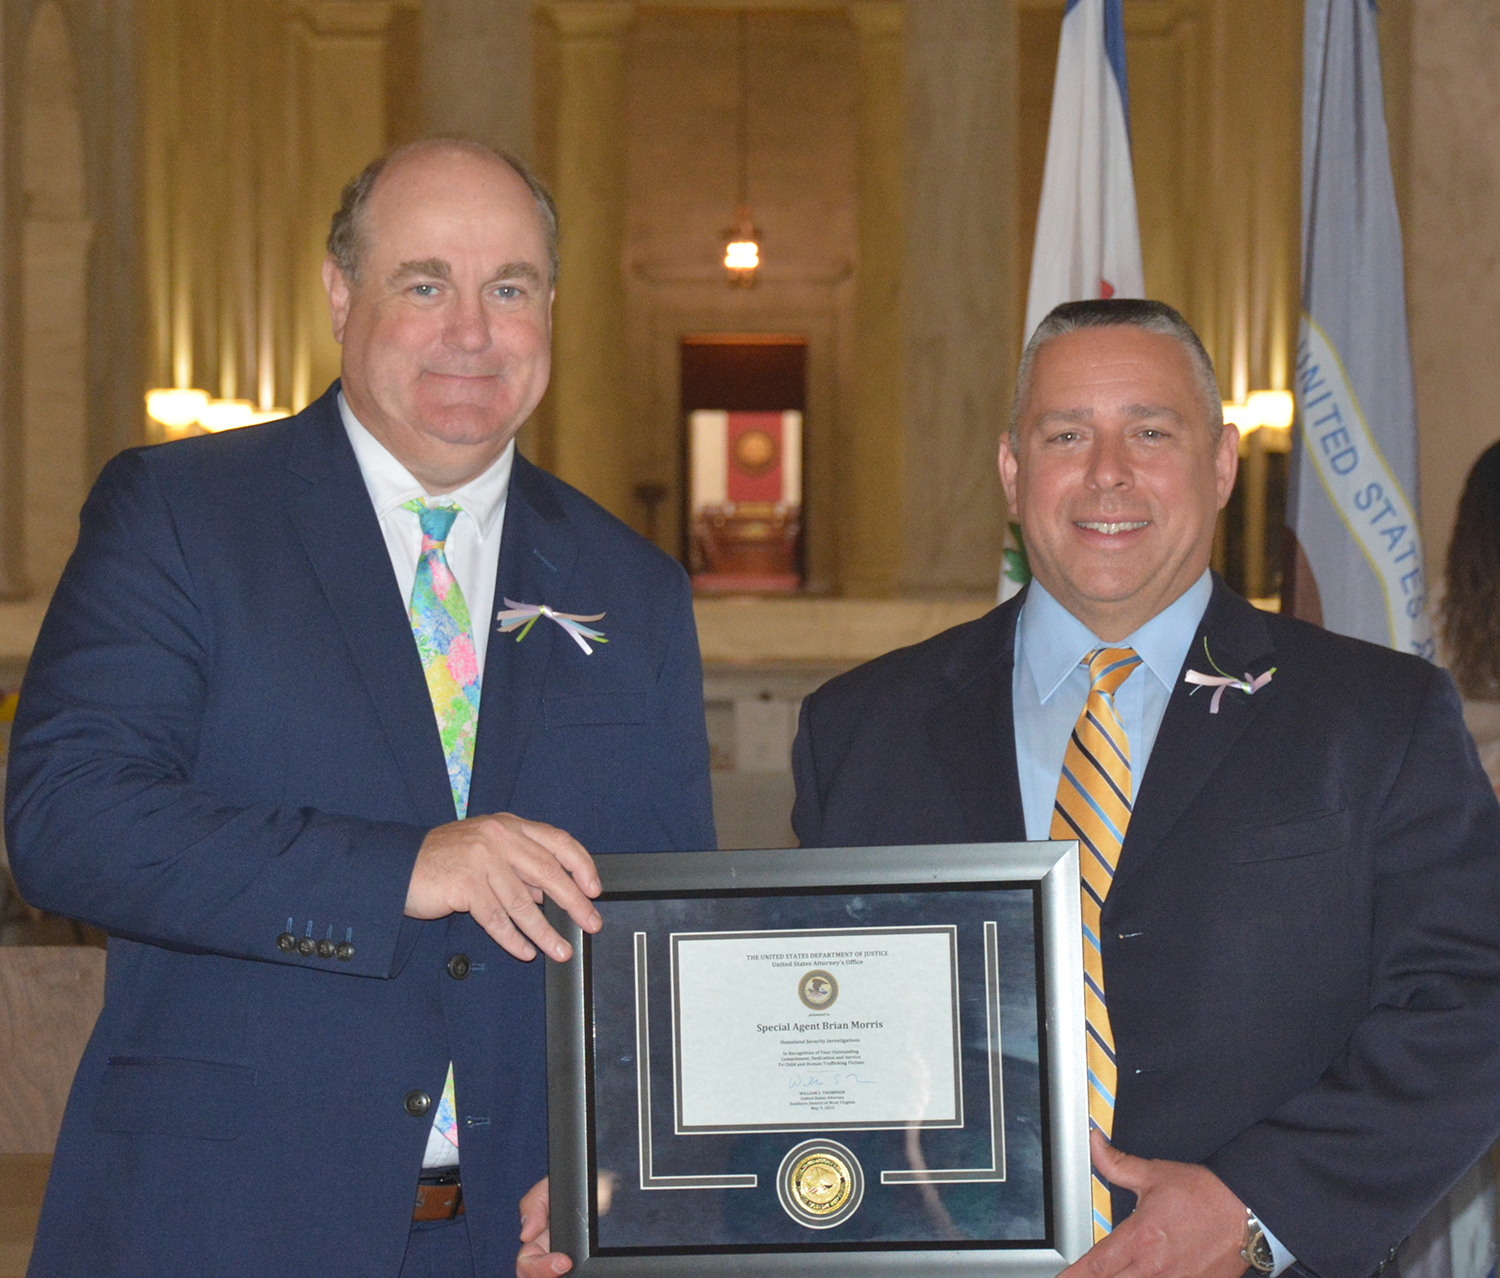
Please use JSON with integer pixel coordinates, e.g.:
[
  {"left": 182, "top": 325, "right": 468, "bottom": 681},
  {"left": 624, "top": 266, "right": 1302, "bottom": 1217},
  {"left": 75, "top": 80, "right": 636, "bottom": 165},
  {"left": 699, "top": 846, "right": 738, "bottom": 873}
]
[
  {"left": 7, "top": 385, "right": 715, "bottom": 1277},
  {"left": 792, "top": 579, "right": 1500, "bottom": 1278}
]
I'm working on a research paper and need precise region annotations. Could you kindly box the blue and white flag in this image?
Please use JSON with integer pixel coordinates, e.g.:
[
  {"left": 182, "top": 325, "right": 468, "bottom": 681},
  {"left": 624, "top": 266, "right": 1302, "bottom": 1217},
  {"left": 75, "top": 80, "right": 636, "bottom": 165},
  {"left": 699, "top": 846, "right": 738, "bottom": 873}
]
[
  {"left": 1288, "top": 0, "right": 1432, "bottom": 659},
  {"left": 1299, "top": 6, "right": 1494, "bottom": 1277},
  {"left": 1022, "top": 0, "right": 1144, "bottom": 345}
]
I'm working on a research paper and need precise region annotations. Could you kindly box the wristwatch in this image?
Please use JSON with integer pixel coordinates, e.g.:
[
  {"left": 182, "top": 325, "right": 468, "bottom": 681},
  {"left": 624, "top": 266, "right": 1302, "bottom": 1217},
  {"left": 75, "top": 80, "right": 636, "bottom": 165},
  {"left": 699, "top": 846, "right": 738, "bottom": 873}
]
[{"left": 1242, "top": 1208, "right": 1276, "bottom": 1275}]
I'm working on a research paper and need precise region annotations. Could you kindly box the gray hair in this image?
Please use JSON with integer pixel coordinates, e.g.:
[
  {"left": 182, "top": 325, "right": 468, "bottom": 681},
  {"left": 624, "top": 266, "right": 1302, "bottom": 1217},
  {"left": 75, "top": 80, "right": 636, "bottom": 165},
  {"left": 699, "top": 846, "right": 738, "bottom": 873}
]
[
  {"left": 1009, "top": 298, "right": 1224, "bottom": 441},
  {"left": 326, "top": 138, "right": 560, "bottom": 288}
]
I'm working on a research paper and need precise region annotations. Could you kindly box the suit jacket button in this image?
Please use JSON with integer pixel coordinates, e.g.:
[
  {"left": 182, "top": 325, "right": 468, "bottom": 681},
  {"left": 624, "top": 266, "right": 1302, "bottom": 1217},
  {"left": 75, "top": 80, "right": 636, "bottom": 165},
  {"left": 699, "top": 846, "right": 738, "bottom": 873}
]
[
  {"left": 316, "top": 939, "right": 335, "bottom": 959},
  {"left": 296, "top": 937, "right": 316, "bottom": 956},
  {"left": 404, "top": 1090, "right": 432, "bottom": 1117},
  {"left": 447, "top": 954, "right": 471, "bottom": 980},
  {"left": 336, "top": 941, "right": 355, "bottom": 961},
  {"left": 276, "top": 932, "right": 296, "bottom": 953}
]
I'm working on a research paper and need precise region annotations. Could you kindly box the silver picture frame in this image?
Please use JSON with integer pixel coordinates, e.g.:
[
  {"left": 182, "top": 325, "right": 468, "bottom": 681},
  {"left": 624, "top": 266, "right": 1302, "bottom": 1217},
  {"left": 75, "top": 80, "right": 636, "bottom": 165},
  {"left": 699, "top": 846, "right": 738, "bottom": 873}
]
[{"left": 544, "top": 840, "right": 1090, "bottom": 1276}]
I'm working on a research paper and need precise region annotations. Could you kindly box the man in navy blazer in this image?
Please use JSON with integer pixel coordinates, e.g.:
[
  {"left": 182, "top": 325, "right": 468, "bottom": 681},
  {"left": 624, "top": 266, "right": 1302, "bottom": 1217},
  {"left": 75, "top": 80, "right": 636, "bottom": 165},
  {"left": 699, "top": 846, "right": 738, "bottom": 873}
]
[
  {"left": 6, "top": 140, "right": 713, "bottom": 1276},
  {"left": 792, "top": 302, "right": 1500, "bottom": 1278}
]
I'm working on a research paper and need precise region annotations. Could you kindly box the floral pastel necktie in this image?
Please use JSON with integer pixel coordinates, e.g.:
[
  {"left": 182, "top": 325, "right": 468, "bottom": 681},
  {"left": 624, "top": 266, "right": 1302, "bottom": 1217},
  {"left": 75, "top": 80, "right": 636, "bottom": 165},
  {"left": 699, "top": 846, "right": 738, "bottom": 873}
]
[
  {"left": 405, "top": 499, "right": 480, "bottom": 1158},
  {"left": 405, "top": 500, "right": 481, "bottom": 822}
]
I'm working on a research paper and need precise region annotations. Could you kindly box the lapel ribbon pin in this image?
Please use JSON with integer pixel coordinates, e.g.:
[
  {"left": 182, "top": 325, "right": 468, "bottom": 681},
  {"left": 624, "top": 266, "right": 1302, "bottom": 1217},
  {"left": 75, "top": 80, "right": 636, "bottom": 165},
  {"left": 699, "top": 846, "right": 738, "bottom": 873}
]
[
  {"left": 496, "top": 599, "right": 608, "bottom": 655},
  {"left": 1183, "top": 639, "right": 1274, "bottom": 714}
]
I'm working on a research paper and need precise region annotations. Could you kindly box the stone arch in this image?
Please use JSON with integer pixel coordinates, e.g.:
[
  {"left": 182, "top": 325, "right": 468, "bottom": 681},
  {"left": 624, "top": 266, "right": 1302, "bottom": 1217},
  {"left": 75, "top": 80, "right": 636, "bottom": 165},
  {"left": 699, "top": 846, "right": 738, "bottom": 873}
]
[{"left": 21, "top": 0, "right": 91, "bottom": 591}]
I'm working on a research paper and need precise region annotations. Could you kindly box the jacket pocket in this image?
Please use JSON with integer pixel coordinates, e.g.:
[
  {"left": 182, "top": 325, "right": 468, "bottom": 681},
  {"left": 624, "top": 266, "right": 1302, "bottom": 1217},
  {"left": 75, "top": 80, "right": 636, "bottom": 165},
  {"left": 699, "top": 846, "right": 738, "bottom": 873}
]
[
  {"left": 93, "top": 1056, "right": 255, "bottom": 1140},
  {"left": 1224, "top": 807, "right": 1352, "bottom": 864},
  {"left": 544, "top": 692, "right": 648, "bottom": 728}
]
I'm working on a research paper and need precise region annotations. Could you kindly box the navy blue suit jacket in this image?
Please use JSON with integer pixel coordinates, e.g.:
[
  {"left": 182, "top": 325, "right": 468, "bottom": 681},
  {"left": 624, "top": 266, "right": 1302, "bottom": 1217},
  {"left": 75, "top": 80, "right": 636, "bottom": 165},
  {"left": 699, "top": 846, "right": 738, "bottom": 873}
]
[
  {"left": 7, "top": 386, "right": 715, "bottom": 1276},
  {"left": 792, "top": 580, "right": 1500, "bottom": 1278}
]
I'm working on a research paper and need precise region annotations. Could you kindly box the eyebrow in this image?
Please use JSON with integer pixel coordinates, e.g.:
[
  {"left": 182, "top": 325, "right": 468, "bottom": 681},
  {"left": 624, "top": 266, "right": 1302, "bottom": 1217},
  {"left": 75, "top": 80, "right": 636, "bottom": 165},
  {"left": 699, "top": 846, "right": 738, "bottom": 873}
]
[
  {"left": 386, "top": 259, "right": 547, "bottom": 289},
  {"left": 1035, "top": 403, "right": 1186, "bottom": 425}
]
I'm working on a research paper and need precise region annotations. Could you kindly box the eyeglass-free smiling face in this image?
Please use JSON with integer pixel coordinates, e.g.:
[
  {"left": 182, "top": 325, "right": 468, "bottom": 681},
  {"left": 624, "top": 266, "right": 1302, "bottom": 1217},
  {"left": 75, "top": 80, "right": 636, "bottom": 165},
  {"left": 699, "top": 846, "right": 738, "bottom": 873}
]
[
  {"left": 999, "top": 325, "right": 1239, "bottom": 641},
  {"left": 323, "top": 146, "right": 554, "bottom": 494}
]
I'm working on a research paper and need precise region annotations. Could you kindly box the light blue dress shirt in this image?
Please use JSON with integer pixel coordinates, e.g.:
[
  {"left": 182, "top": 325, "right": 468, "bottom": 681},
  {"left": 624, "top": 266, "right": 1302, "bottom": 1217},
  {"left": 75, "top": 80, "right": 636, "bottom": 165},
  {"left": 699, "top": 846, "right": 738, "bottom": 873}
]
[{"left": 1011, "top": 571, "right": 1292, "bottom": 1273}]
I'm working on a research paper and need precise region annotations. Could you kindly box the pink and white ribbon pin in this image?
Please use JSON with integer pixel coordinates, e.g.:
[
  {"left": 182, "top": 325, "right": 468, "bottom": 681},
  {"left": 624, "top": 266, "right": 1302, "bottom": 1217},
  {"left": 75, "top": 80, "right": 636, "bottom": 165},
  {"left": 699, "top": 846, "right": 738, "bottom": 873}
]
[
  {"left": 496, "top": 598, "right": 608, "bottom": 655},
  {"left": 1183, "top": 666, "right": 1274, "bottom": 713}
]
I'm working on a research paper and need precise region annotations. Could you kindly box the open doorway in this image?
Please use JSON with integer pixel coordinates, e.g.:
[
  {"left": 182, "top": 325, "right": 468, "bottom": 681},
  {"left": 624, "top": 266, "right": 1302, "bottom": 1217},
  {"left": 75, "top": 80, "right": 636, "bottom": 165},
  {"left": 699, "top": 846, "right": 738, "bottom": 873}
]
[{"left": 681, "top": 335, "right": 807, "bottom": 594}]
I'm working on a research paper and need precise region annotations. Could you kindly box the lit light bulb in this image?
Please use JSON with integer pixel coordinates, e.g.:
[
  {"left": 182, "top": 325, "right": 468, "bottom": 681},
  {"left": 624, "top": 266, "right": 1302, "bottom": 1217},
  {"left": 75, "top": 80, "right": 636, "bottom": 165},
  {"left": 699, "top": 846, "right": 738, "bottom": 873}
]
[
  {"left": 1246, "top": 390, "right": 1294, "bottom": 429},
  {"left": 145, "top": 387, "right": 210, "bottom": 429},
  {"left": 724, "top": 240, "right": 759, "bottom": 271},
  {"left": 198, "top": 398, "right": 256, "bottom": 432}
]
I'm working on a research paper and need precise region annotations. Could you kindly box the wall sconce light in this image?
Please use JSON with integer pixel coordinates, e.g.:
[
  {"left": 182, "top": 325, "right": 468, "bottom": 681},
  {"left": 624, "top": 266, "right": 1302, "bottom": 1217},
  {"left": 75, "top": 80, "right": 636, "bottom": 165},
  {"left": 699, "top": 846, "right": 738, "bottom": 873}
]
[
  {"left": 1222, "top": 390, "right": 1294, "bottom": 435},
  {"left": 146, "top": 388, "right": 291, "bottom": 433},
  {"left": 145, "top": 387, "right": 209, "bottom": 429}
]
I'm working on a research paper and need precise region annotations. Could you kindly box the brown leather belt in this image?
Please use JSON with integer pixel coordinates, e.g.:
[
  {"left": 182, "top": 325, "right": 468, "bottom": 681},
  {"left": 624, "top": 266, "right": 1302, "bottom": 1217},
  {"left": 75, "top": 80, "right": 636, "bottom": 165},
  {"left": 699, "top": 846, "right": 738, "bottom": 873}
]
[{"left": 413, "top": 1170, "right": 465, "bottom": 1222}]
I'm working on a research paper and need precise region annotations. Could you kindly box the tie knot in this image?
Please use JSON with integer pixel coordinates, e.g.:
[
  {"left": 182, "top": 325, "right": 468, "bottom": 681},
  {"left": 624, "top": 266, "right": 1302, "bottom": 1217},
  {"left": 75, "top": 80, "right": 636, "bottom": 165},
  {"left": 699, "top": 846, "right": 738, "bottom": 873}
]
[
  {"left": 405, "top": 500, "right": 460, "bottom": 543},
  {"left": 1085, "top": 646, "right": 1141, "bottom": 696}
]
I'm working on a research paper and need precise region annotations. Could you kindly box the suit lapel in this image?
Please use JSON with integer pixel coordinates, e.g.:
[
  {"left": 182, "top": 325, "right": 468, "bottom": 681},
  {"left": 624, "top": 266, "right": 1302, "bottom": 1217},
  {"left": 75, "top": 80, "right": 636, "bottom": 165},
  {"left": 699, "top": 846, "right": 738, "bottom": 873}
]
[
  {"left": 284, "top": 389, "right": 455, "bottom": 828},
  {"left": 923, "top": 598, "right": 1029, "bottom": 843},
  {"left": 467, "top": 455, "right": 579, "bottom": 817},
  {"left": 1112, "top": 579, "right": 1278, "bottom": 894}
]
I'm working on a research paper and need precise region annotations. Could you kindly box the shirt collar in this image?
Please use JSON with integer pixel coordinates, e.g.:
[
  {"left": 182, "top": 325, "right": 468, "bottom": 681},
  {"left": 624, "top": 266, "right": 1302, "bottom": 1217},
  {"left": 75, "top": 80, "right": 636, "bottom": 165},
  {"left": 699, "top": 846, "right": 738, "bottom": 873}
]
[
  {"left": 339, "top": 391, "right": 514, "bottom": 540},
  {"left": 1018, "top": 570, "right": 1214, "bottom": 704}
]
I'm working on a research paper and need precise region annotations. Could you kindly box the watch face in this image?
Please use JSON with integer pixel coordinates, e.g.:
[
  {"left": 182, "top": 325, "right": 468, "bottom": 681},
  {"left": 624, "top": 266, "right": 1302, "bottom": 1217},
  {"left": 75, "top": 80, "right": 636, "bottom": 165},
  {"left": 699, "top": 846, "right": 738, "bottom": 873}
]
[{"left": 1245, "top": 1228, "right": 1275, "bottom": 1274}]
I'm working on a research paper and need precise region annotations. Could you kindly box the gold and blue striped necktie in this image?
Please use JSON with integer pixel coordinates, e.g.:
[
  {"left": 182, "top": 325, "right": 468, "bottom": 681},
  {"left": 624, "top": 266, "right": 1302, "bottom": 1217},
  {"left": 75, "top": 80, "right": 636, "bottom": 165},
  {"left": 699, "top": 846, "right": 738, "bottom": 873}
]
[{"left": 1049, "top": 646, "right": 1142, "bottom": 1242}]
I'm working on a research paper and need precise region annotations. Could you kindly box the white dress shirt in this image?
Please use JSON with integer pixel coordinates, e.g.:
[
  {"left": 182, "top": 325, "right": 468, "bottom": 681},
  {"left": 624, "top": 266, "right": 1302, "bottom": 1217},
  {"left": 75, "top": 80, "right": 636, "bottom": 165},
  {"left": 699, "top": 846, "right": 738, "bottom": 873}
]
[
  {"left": 339, "top": 393, "right": 515, "bottom": 1170},
  {"left": 339, "top": 392, "right": 513, "bottom": 679}
]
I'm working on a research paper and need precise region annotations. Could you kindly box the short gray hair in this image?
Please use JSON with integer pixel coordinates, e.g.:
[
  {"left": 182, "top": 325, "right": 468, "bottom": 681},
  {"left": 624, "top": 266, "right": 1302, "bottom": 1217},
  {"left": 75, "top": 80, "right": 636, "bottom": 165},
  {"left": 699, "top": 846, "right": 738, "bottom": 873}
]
[
  {"left": 1009, "top": 298, "right": 1224, "bottom": 441},
  {"left": 326, "top": 138, "right": 560, "bottom": 287}
]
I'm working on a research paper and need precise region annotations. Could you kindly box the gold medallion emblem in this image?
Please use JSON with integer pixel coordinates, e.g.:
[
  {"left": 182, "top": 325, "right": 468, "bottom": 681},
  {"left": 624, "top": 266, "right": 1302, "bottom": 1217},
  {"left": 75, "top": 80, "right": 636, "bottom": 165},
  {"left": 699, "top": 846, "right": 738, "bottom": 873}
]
[
  {"left": 776, "top": 1138, "right": 864, "bottom": 1229},
  {"left": 797, "top": 968, "right": 838, "bottom": 1011},
  {"left": 790, "top": 1152, "right": 852, "bottom": 1216}
]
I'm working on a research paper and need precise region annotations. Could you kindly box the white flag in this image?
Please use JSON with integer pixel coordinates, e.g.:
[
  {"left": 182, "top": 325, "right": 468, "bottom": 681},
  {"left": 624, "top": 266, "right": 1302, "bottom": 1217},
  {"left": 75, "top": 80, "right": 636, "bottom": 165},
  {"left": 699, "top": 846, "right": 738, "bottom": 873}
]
[
  {"left": 1006, "top": 0, "right": 1144, "bottom": 603},
  {"left": 1287, "top": 0, "right": 1432, "bottom": 659},
  {"left": 1022, "top": 0, "right": 1144, "bottom": 346}
]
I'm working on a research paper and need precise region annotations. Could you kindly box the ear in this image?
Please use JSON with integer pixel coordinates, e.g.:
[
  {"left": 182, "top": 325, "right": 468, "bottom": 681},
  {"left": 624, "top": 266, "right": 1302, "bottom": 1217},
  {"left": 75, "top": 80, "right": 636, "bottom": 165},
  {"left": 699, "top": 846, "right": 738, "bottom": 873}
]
[
  {"left": 322, "top": 256, "right": 352, "bottom": 344},
  {"left": 1215, "top": 423, "right": 1240, "bottom": 510},
  {"left": 998, "top": 431, "right": 1021, "bottom": 513}
]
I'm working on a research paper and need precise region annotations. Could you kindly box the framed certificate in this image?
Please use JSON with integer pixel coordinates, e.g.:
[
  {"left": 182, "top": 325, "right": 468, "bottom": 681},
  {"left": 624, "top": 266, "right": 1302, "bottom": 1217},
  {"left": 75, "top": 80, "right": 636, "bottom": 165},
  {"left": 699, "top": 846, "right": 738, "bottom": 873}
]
[{"left": 544, "top": 841, "right": 1090, "bottom": 1275}]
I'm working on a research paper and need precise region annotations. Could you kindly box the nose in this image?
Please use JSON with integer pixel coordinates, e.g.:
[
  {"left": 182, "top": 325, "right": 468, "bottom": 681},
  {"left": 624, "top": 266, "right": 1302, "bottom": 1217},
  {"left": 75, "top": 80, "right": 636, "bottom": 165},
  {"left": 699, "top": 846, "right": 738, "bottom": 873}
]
[
  {"left": 444, "top": 291, "right": 492, "bottom": 353},
  {"left": 1086, "top": 431, "right": 1133, "bottom": 491}
]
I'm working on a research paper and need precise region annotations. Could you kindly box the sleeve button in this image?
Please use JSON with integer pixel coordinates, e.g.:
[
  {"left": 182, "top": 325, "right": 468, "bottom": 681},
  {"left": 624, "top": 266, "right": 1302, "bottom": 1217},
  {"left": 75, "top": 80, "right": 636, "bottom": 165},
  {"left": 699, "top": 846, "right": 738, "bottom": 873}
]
[
  {"left": 446, "top": 954, "right": 471, "bottom": 980},
  {"left": 296, "top": 937, "right": 315, "bottom": 957},
  {"left": 316, "top": 939, "right": 335, "bottom": 959},
  {"left": 276, "top": 932, "right": 296, "bottom": 953},
  {"left": 404, "top": 1089, "right": 432, "bottom": 1117},
  {"left": 335, "top": 941, "right": 355, "bottom": 961}
]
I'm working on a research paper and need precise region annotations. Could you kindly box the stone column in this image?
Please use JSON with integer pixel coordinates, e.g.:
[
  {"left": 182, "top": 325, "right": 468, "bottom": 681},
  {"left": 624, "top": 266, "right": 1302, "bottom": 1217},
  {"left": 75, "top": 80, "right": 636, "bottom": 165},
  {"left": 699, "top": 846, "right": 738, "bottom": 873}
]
[
  {"left": 1407, "top": 3, "right": 1500, "bottom": 590},
  {"left": 0, "top": 4, "right": 31, "bottom": 597},
  {"left": 422, "top": 0, "right": 533, "bottom": 158},
  {"left": 843, "top": 1, "right": 904, "bottom": 596},
  {"left": 543, "top": 1, "right": 633, "bottom": 521},
  {"left": 899, "top": 0, "right": 1016, "bottom": 595}
]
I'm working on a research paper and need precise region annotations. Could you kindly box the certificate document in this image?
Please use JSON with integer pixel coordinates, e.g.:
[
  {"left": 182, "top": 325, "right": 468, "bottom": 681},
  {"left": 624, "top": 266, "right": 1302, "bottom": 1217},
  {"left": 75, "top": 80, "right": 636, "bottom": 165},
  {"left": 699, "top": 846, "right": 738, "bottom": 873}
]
[{"left": 670, "top": 926, "right": 962, "bottom": 1133}]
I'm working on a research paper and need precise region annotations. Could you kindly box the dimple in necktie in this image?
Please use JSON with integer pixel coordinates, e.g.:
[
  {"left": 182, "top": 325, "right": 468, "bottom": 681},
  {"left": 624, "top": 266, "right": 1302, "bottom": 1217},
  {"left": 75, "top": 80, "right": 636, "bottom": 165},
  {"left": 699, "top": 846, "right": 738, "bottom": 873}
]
[
  {"left": 1049, "top": 646, "right": 1142, "bottom": 1243},
  {"left": 405, "top": 499, "right": 480, "bottom": 1156}
]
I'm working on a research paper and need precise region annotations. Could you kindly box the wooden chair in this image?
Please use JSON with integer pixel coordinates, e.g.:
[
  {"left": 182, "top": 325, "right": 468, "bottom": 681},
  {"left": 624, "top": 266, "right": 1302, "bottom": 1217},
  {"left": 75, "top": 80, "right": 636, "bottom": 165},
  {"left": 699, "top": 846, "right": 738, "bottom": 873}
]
[{"left": 0, "top": 946, "right": 104, "bottom": 1277}]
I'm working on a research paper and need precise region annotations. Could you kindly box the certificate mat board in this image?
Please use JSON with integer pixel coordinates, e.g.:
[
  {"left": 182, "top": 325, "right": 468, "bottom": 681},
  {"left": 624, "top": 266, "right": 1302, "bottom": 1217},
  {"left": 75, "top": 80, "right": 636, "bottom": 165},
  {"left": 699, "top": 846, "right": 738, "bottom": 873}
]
[{"left": 544, "top": 842, "right": 1091, "bottom": 1276}]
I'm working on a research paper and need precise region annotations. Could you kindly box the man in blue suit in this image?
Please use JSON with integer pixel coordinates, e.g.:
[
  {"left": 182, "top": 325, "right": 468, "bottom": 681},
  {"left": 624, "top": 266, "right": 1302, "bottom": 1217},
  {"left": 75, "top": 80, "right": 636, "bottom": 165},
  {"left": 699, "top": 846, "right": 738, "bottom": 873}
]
[
  {"left": 7, "top": 139, "right": 714, "bottom": 1277},
  {"left": 791, "top": 302, "right": 1500, "bottom": 1278}
]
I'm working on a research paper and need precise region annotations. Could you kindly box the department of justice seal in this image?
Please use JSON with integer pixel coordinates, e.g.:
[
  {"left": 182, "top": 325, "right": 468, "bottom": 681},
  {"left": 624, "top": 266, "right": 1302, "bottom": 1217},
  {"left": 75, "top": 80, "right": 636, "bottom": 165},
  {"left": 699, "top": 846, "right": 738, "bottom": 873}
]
[
  {"left": 775, "top": 1139, "right": 864, "bottom": 1229},
  {"left": 797, "top": 968, "right": 838, "bottom": 1011}
]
